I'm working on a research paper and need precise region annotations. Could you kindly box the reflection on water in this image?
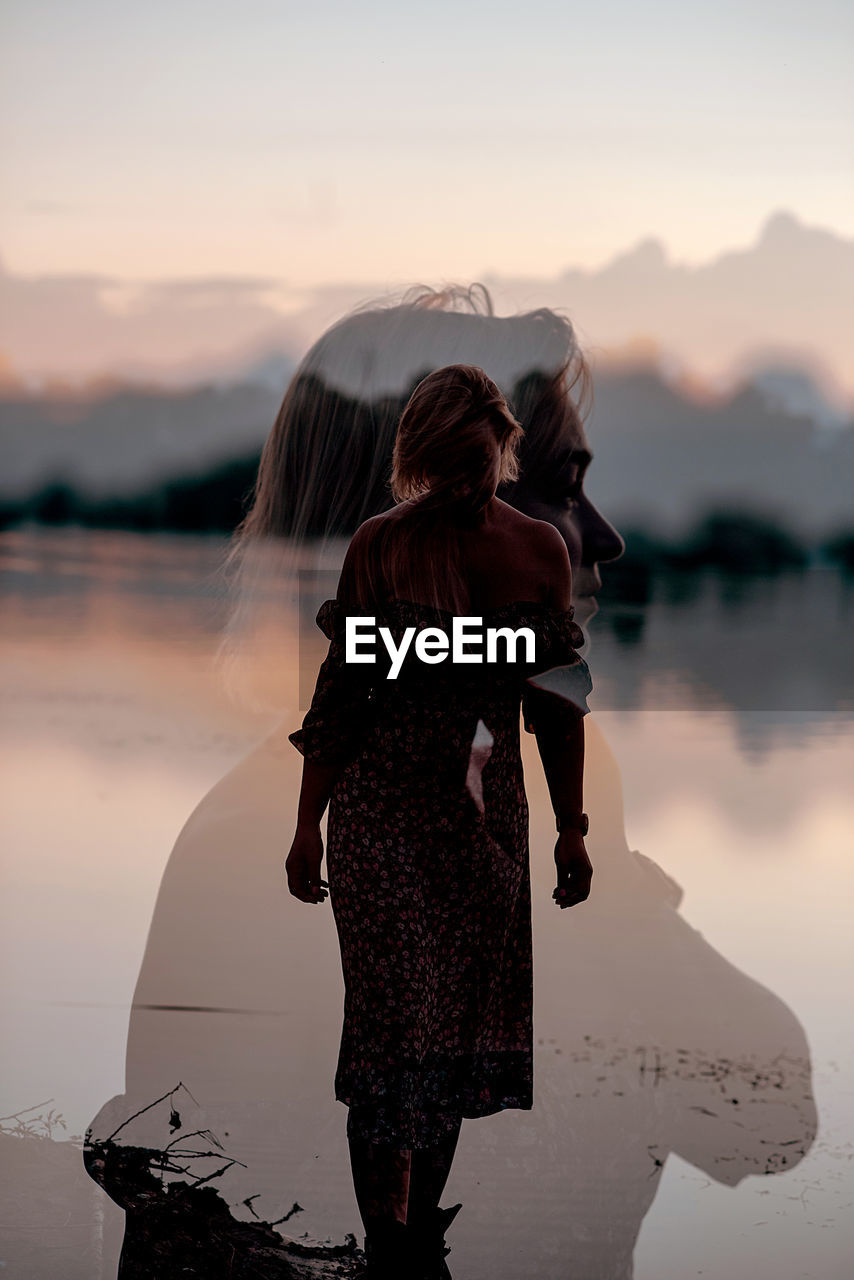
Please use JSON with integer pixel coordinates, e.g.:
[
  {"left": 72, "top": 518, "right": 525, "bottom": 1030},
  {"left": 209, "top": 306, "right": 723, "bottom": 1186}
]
[{"left": 1, "top": 530, "right": 852, "bottom": 1279}]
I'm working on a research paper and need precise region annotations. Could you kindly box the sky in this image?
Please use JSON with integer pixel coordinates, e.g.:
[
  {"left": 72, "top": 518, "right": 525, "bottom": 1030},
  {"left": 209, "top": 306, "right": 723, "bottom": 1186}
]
[{"left": 1, "top": 0, "right": 852, "bottom": 288}]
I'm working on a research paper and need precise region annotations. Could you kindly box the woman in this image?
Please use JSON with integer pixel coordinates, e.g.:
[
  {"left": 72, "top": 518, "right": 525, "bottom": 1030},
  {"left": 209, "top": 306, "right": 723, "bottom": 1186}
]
[
  {"left": 285, "top": 363, "right": 595, "bottom": 1278},
  {"left": 84, "top": 287, "right": 814, "bottom": 1280}
]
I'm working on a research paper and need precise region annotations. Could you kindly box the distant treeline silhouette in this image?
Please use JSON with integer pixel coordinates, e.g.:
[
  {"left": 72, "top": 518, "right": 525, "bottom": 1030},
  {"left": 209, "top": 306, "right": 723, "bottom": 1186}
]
[
  {"left": 1, "top": 458, "right": 852, "bottom": 583},
  {"left": 2, "top": 362, "right": 853, "bottom": 578},
  {"left": 0, "top": 456, "right": 259, "bottom": 535},
  {"left": 601, "top": 514, "right": 814, "bottom": 603}
]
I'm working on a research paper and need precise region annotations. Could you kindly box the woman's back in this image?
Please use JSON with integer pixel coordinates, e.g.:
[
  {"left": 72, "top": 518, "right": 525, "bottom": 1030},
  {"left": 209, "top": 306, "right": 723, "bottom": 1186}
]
[{"left": 350, "top": 496, "right": 572, "bottom": 615}]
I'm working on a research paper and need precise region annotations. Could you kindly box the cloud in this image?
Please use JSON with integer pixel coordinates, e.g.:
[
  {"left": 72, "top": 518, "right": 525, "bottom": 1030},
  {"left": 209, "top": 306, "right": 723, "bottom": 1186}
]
[{"left": 0, "top": 212, "right": 851, "bottom": 402}]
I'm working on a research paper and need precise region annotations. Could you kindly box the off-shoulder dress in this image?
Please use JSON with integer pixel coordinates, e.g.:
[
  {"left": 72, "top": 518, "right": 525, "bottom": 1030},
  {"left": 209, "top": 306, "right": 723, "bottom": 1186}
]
[{"left": 289, "top": 597, "right": 592, "bottom": 1148}]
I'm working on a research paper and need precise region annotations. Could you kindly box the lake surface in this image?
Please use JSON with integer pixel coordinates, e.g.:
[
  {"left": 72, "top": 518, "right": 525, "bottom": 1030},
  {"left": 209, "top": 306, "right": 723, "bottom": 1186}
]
[{"left": 1, "top": 528, "right": 852, "bottom": 1279}]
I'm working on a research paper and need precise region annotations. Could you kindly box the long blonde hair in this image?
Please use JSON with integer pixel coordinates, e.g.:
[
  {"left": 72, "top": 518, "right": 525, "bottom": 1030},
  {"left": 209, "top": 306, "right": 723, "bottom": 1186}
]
[{"left": 346, "top": 363, "right": 524, "bottom": 612}]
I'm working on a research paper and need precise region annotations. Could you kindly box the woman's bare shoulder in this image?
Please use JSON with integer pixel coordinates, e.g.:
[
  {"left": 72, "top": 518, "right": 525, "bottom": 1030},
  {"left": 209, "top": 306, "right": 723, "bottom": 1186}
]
[
  {"left": 450, "top": 500, "right": 568, "bottom": 606},
  {"left": 491, "top": 502, "right": 571, "bottom": 603},
  {"left": 338, "top": 510, "right": 396, "bottom": 598},
  {"left": 345, "top": 509, "right": 396, "bottom": 552},
  {"left": 493, "top": 499, "right": 549, "bottom": 531},
  {"left": 492, "top": 500, "right": 566, "bottom": 554},
  {"left": 533, "top": 524, "right": 572, "bottom": 606},
  {"left": 352, "top": 505, "right": 405, "bottom": 538}
]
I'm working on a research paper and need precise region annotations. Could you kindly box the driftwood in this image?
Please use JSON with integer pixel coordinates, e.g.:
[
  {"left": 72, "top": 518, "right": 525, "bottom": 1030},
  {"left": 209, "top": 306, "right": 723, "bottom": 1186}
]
[{"left": 82, "top": 1084, "right": 366, "bottom": 1279}]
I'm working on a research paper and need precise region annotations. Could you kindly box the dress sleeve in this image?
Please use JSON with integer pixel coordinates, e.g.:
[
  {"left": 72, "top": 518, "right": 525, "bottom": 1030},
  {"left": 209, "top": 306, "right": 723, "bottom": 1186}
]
[
  {"left": 522, "top": 605, "right": 593, "bottom": 734},
  {"left": 288, "top": 598, "right": 378, "bottom": 767}
]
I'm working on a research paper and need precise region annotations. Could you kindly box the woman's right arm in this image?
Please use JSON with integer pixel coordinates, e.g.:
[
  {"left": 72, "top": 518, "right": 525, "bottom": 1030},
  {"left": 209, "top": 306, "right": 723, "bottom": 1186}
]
[
  {"left": 529, "top": 523, "right": 593, "bottom": 909},
  {"left": 285, "top": 758, "right": 339, "bottom": 904},
  {"left": 285, "top": 520, "right": 379, "bottom": 905}
]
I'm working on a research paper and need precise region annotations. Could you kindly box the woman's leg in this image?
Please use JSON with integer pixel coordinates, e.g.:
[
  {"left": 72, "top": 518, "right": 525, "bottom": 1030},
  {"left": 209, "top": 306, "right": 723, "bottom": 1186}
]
[
  {"left": 346, "top": 1111, "right": 462, "bottom": 1232},
  {"left": 348, "top": 1136, "right": 412, "bottom": 1228},
  {"left": 406, "top": 1118, "right": 463, "bottom": 1225}
]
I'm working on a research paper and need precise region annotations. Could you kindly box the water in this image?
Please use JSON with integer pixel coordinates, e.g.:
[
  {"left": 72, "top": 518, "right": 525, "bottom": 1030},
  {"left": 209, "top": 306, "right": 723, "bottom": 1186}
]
[{"left": 1, "top": 528, "right": 852, "bottom": 1279}]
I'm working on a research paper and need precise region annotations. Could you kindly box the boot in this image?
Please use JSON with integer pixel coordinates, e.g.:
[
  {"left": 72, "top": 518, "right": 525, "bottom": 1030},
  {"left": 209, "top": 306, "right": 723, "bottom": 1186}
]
[
  {"left": 361, "top": 1216, "right": 413, "bottom": 1279},
  {"left": 409, "top": 1202, "right": 463, "bottom": 1279}
]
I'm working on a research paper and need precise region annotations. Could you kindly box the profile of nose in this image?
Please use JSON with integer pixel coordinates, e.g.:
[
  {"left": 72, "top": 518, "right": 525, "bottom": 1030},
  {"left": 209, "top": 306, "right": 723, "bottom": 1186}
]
[{"left": 581, "top": 501, "right": 625, "bottom": 568}]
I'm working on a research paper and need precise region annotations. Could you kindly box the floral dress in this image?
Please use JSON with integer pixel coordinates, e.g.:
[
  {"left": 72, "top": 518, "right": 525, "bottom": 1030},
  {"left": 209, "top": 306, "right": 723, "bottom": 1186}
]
[{"left": 289, "top": 596, "right": 592, "bottom": 1149}]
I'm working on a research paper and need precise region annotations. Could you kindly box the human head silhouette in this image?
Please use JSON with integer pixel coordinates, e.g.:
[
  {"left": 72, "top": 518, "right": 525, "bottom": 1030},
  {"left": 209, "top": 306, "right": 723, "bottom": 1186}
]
[{"left": 234, "top": 285, "right": 623, "bottom": 619}]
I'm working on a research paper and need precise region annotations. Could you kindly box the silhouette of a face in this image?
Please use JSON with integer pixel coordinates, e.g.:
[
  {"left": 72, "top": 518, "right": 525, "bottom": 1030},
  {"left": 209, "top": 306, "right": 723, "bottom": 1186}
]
[{"left": 508, "top": 416, "right": 625, "bottom": 625}]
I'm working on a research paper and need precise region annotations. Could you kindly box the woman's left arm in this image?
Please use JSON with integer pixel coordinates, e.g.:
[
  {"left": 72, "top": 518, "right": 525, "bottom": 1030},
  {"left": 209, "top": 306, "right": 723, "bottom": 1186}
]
[{"left": 285, "top": 758, "right": 339, "bottom": 904}]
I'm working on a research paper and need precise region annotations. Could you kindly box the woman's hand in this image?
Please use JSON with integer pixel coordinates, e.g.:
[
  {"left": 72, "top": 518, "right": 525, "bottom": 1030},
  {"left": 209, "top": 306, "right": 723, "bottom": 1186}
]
[
  {"left": 285, "top": 823, "right": 329, "bottom": 904},
  {"left": 553, "top": 829, "right": 593, "bottom": 909}
]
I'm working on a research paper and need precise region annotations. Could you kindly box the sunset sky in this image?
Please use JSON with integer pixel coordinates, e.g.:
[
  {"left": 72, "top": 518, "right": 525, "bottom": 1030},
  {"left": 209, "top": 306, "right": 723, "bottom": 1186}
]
[{"left": 2, "top": 0, "right": 852, "bottom": 287}]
